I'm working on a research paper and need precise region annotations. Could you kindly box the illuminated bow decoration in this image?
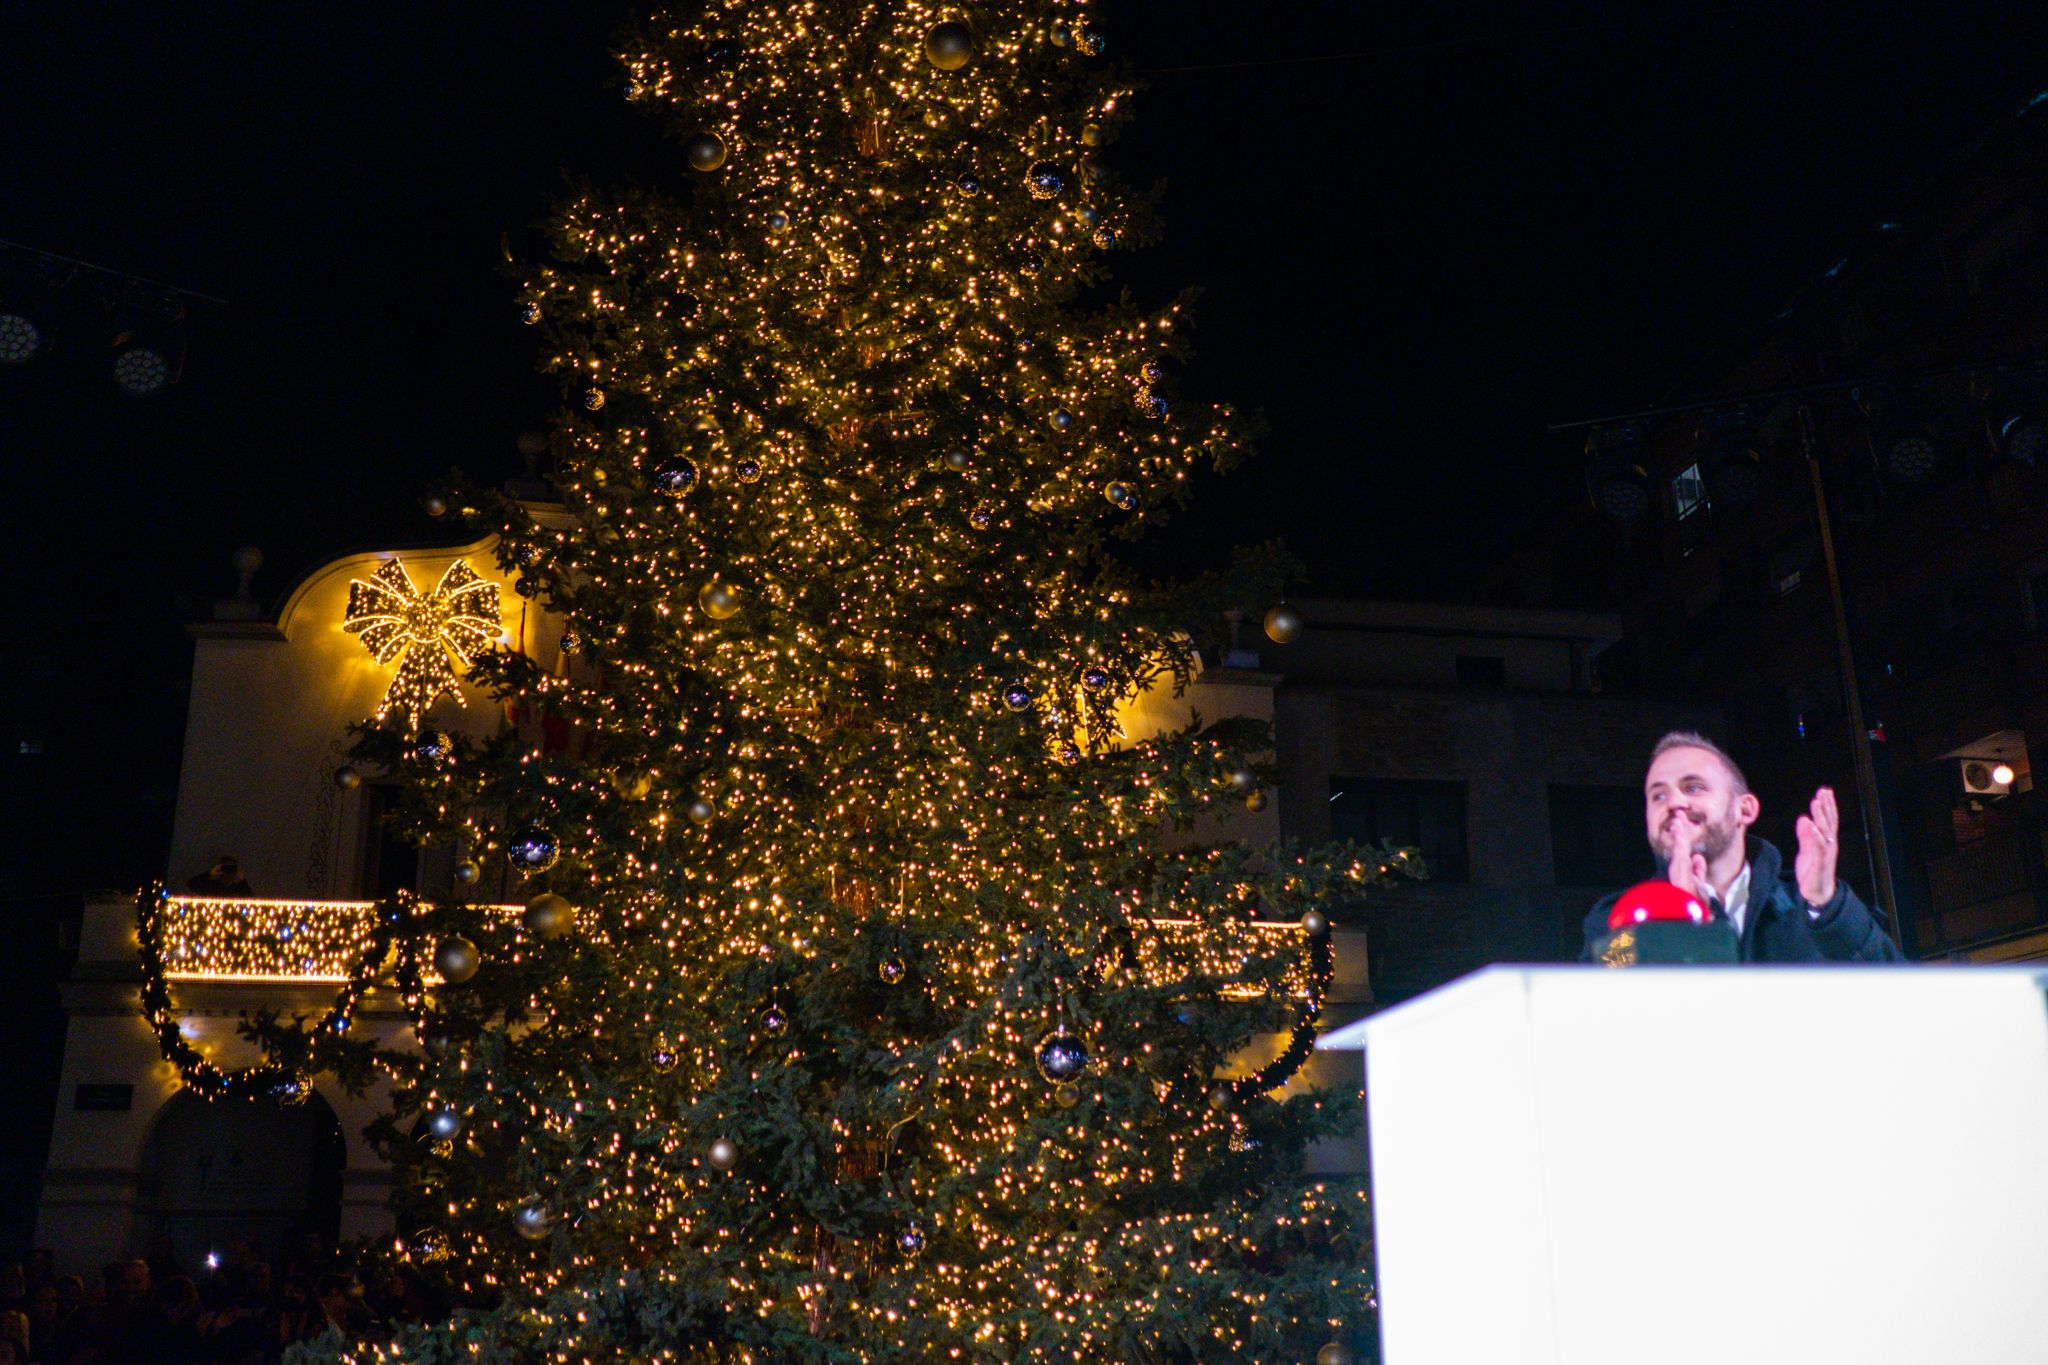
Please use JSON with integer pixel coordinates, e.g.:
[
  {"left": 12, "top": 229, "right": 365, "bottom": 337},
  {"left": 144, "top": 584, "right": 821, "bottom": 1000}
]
[{"left": 343, "top": 557, "right": 502, "bottom": 728}]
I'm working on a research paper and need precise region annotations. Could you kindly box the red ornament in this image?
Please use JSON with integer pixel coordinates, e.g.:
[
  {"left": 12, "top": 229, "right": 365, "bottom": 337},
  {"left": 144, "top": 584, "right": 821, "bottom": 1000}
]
[{"left": 1607, "top": 880, "right": 1711, "bottom": 932}]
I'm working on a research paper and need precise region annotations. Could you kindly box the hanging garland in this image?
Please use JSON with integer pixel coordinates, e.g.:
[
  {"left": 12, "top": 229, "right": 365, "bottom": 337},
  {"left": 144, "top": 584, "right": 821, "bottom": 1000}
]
[
  {"left": 1228, "top": 926, "right": 1335, "bottom": 1098},
  {"left": 1105, "top": 914, "right": 1334, "bottom": 1097},
  {"left": 134, "top": 881, "right": 433, "bottom": 1102}
]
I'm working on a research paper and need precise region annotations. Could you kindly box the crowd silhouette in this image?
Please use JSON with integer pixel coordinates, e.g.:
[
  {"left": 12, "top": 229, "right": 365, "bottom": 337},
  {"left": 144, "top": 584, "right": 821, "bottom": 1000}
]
[{"left": 0, "top": 1232, "right": 444, "bottom": 1364}]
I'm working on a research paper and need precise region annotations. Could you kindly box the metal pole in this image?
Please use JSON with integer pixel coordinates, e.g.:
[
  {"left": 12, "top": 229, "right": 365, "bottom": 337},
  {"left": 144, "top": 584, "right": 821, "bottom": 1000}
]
[{"left": 1797, "top": 405, "right": 1904, "bottom": 947}]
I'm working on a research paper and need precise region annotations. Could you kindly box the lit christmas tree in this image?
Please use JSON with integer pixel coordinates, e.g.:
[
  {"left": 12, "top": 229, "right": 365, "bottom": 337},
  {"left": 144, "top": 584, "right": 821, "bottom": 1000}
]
[{"left": 304, "top": 3, "right": 1391, "bottom": 1360}]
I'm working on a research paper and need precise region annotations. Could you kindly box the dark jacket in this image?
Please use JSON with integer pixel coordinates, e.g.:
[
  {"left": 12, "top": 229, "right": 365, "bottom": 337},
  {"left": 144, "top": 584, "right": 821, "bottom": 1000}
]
[{"left": 1581, "top": 837, "right": 1905, "bottom": 963}]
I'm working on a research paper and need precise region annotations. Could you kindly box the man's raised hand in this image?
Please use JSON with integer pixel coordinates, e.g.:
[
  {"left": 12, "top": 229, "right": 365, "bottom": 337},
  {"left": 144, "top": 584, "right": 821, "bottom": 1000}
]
[
  {"left": 1794, "top": 786, "right": 1840, "bottom": 909},
  {"left": 1665, "top": 817, "right": 1706, "bottom": 900}
]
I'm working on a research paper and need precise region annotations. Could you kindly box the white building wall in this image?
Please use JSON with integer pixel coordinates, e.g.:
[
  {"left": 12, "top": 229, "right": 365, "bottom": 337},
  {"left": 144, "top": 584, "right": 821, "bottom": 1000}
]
[{"left": 169, "top": 536, "right": 555, "bottom": 898}]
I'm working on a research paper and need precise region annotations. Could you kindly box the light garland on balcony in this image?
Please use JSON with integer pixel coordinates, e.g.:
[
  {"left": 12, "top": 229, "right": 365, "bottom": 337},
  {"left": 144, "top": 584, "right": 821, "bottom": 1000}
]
[
  {"left": 133, "top": 884, "right": 1330, "bottom": 1103},
  {"left": 134, "top": 884, "right": 522, "bottom": 1102}
]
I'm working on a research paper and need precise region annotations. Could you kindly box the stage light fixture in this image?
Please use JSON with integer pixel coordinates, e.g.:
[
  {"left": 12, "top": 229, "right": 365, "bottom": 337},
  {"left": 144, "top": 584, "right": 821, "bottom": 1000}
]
[
  {"left": 1994, "top": 401, "right": 2048, "bottom": 466},
  {"left": 1586, "top": 427, "right": 1652, "bottom": 523},
  {"left": 1863, "top": 392, "right": 1945, "bottom": 485},
  {"left": 0, "top": 311, "right": 45, "bottom": 364},
  {"left": 110, "top": 332, "right": 172, "bottom": 396},
  {"left": 1882, "top": 424, "right": 1942, "bottom": 483},
  {"left": 1704, "top": 432, "right": 1765, "bottom": 508}
]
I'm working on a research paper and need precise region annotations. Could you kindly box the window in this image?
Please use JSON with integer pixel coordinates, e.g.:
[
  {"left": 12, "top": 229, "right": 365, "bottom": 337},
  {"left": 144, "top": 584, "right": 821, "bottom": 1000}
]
[
  {"left": 1455, "top": 655, "right": 1506, "bottom": 687},
  {"left": 2023, "top": 560, "right": 2048, "bottom": 634},
  {"left": 1671, "top": 462, "right": 1708, "bottom": 520},
  {"left": 1329, "top": 778, "right": 1468, "bottom": 882},
  {"left": 1548, "top": 785, "right": 1649, "bottom": 887}
]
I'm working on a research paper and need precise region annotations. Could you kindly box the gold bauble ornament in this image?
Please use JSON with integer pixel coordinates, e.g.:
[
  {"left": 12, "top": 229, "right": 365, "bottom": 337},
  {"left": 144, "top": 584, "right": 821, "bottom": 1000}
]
[
  {"left": 433, "top": 937, "right": 480, "bottom": 985},
  {"left": 610, "top": 769, "right": 654, "bottom": 801},
  {"left": 699, "top": 579, "right": 743, "bottom": 619},
  {"left": 1263, "top": 603, "right": 1304, "bottom": 644},
  {"left": 1245, "top": 790, "right": 1269, "bottom": 813},
  {"left": 522, "top": 892, "right": 575, "bottom": 940},
  {"left": 686, "top": 796, "right": 716, "bottom": 825},
  {"left": 707, "top": 1137, "right": 739, "bottom": 1170},
  {"left": 1054, "top": 1082, "right": 1081, "bottom": 1109},
  {"left": 1316, "top": 1344, "right": 1354, "bottom": 1365},
  {"left": 451, "top": 859, "right": 481, "bottom": 886},
  {"left": 1302, "top": 908, "right": 1331, "bottom": 937},
  {"left": 923, "top": 21, "right": 973, "bottom": 70},
  {"left": 332, "top": 765, "right": 361, "bottom": 791},
  {"left": 1207, "top": 1084, "right": 1232, "bottom": 1112}
]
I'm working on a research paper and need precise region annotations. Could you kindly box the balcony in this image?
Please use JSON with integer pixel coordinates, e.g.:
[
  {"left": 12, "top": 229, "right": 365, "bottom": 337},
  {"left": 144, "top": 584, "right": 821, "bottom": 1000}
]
[
  {"left": 150, "top": 896, "right": 1347, "bottom": 998},
  {"left": 155, "top": 896, "right": 517, "bottom": 983}
]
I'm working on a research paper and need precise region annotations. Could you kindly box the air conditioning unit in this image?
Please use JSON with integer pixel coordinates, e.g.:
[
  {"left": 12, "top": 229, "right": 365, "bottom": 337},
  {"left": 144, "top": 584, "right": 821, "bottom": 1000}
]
[{"left": 1960, "top": 759, "right": 2014, "bottom": 797}]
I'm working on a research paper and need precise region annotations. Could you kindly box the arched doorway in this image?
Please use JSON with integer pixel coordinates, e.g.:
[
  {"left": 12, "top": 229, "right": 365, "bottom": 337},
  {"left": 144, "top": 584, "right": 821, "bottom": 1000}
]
[{"left": 138, "top": 1088, "right": 346, "bottom": 1271}]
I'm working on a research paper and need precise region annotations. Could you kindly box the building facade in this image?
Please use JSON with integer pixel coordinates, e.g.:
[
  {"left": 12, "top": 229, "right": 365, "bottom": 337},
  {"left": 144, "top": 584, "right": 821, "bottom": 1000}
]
[
  {"left": 32, "top": 527, "right": 1698, "bottom": 1272},
  {"left": 1527, "top": 97, "right": 2048, "bottom": 962}
]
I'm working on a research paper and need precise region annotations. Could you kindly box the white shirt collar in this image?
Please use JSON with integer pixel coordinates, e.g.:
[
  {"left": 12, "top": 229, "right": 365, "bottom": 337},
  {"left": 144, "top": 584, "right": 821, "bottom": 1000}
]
[{"left": 1707, "top": 861, "right": 1753, "bottom": 936}]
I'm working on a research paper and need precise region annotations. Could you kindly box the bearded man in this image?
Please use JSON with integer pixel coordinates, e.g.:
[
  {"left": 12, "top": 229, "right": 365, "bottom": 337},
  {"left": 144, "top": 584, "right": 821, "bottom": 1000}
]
[{"left": 1579, "top": 731, "right": 1904, "bottom": 963}]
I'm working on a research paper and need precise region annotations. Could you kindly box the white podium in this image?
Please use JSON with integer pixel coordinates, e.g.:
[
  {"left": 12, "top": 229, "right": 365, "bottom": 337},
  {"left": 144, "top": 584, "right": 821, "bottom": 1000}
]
[{"left": 1317, "top": 966, "right": 2048, "bottom": 1365}]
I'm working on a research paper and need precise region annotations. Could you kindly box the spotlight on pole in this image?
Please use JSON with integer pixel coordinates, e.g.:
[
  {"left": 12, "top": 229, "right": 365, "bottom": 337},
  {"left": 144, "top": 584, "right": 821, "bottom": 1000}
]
[
  {"left": 107, "top": 297, "right": 185, "bottom": 398},
  {"left": 0, "top": 311, "right": 44, "bottom": 365},
  {"left": 110, "top": 333, "right": 172, "bottom": 396},
  {"left": 1863, "top": 392, "right": 1944, "bottom": 484},
  {"left": 1699, "top": 412, "right": 1764, "bottom": 509},
  {"left": 1585, "top": 424, "right": 1651, "bottom": 523},
  {"left": 0, "top": 243, "right": 71, "bottom": 366},
  {"left": 1995, "top": 406, "right": 2048, "bottom": 466},
  {"left": 1987, "top": 374, "right": 2048, "bottom": 466}
]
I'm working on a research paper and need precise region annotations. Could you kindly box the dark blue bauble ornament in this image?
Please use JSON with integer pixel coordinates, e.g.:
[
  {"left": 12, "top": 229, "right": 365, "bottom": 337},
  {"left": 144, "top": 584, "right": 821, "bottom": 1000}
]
[
  {"left": 898, "top": 1224, "right": 926, "bottom": 1257},
  {"left": 956, "top": 172, "right": 981, "bottom": 195},
  {"left": 652, "top": 456, "right": 700, "bottom": 496},
  {"left": 409, "top": 731, "right": 453, "bottom": 763},
  {"left": 1080, "top": 666, "right": 1111, "bottom": 692},
  {"left": 1027, "top": 162, "right": 1064, "bottom": 199},
  {"left": 1002, "top": 682, "right": 1033, "bottom": 713},
  {"left": 1036, "top": 1026, "right": 1088, "bottom": 1083},
  {"left": 507, "top": 826, "right": 560, "bottom": 873}
]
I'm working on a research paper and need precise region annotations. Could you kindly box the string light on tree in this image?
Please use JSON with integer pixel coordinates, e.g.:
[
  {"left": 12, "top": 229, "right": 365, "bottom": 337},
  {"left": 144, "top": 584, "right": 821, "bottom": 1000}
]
[{"left": 194, "top": 3, "right": 1408, "bottom": 1357}]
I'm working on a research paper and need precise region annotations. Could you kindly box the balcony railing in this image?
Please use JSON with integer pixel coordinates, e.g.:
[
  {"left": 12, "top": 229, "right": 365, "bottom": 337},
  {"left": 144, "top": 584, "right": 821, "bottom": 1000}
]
[
  {"left": 158, "top": 896, "right": 517, "bottom": 983},
  {"left": 156, "top": 896, "right": 1314, "bottom": 992}
]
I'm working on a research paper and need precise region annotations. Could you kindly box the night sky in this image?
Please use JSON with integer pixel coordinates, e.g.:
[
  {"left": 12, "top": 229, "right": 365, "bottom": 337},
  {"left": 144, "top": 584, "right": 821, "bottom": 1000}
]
[{"left": 7, "top": 0, "right": 2048, "bottom": 889}]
